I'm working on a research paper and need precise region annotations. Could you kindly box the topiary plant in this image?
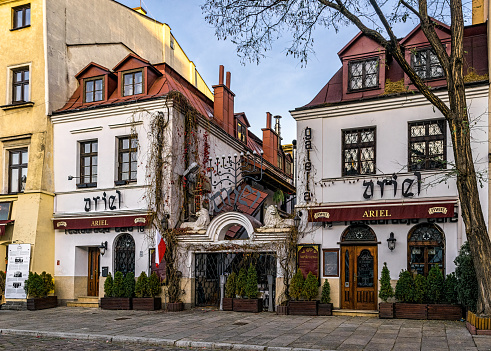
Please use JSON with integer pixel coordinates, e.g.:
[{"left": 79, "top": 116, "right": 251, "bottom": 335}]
[
  {"left": 395, "top": 270, "right": 415, "bottom": 303},
  {"left": 235, "top": 267, "right": 247, "bottom": 298},
  {"left": 303, "top": 272, "right": 319, "bottom": 301},
  {"left": 290, "top": 269, "right": 305, "bottom": 301},
  {"left": 135, "top": 272, "right": 149, "bottom": 298},
  {"left": 413, "top": 274, "right": 428, "bottom": 304},
  {"left": 245, "top": 264, "right": 259, "bottom": 299},
  {"left": 40, "top": 271, "right": 55, "bottom": 294},
  {"left": 148, "top": 272, "right": 162, "bottom": 297},
  {"left": 104, "top": 272, "right": 114, "bottom": 297},
  {"left": 123, "top": 272, "right": 135, "bottom": 298},
  {"left": 454, "top": 242, "right": 478, "bottom": 312},
  {"left": 113, "top": 271, "right": 125, "bottom": 298},
  {"left": 427, "top": 265, "right": 445, "bottom": 304},
  {"left": 320, "top": 279, "right": 331, "bottom": 304},
  {"left": 225, "top": 272, "right": 237, "bottom": 298},
  {"left": 24, "top": 272, "right": 47, "bottom": 298},
  {"left": 379, "top": 262, "right": 394, "bottom": 303},
  {"left": 444, "top": 272, "right": 459, "bottom": 304}
]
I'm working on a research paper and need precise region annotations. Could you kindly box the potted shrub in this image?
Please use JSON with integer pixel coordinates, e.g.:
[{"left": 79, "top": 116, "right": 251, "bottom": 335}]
[
  {"left": 223, "top": 272, "right": 236, "bottom": 311},
  {"left": 233, "top": 265, "right": 263, "bottom": 313},
  {"left": 378, "top": 262, "right": 394, "bottom": 318},
  {"left": 289, "top": 270, "right": 318, "bottom": 316},
  {"left": 232, "top": 267, "right": 247, "bottom": 311},
  {"left": 394, "top": 270, "right": 427, "bottom": 319},
  {"left": 318, "top": 279, "right": 333, "bottom": 316},
  {"left": 24, "top": 271, "right": 58, "bottom": 310},
  {"left": 133, "top": 272, "right": 162, "bottom": 310},
  {"left": 100, "top": 271, "right": 132, "bottom": 310},
  {"left": 427, "top": 268, "right": 463, "bottom": 320}
]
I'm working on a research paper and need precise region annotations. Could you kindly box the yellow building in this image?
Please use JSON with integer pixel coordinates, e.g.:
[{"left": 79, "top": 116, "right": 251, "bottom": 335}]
[{"left": 0, "top": 0, "right": 212, "bottom": 305}]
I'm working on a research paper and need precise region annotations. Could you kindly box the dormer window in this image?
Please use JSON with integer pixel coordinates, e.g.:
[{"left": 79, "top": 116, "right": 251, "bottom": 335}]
[
  {"left": 412, "top": 48, "right": 444, "bottom": 80},
  {"left": 237, "top": 122, "right": 247, "bottom": 143},
  {"left": 123, "top": 70, "right": 143, "bottom": 96},
  {"left": 348, "top": 58, "right": 378, "bottom": 91},
  {"left": 84, "top": 77, "right": 103, "bottom": 103}
]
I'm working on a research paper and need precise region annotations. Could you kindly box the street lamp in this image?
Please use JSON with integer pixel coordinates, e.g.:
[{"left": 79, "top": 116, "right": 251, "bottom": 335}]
[
  {"left": 99, "top": 241, "right": 108, "bottom": 256},
  {"left": 387, "top": 232, "right": 397, "bottom": 251}
]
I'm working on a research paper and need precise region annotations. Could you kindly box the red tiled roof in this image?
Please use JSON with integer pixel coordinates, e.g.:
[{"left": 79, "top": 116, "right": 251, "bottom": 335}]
[{"left": 215, "top": 185, "right": 268, "bottom": 216}]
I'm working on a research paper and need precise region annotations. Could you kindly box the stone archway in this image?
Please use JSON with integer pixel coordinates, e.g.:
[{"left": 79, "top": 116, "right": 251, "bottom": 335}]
[{"left": 205, "top": 211, "right": 261, "bottom": 242}]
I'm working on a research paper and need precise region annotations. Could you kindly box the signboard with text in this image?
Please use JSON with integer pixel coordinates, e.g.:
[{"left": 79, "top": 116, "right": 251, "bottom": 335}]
[
  {"left": 5, "top": 244, "right": 31, "bottom": 299},
  {"left": 297, "top": 244, "right": 320, "bottom": 279}
]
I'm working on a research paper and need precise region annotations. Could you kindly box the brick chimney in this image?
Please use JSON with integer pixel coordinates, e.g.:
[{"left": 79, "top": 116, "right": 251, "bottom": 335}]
[
  {"left": 212, "top": 65, "right": 235, "bottom": 137},
  {"left": 262, "top": 112, "right": 279, "bottom": 166}
]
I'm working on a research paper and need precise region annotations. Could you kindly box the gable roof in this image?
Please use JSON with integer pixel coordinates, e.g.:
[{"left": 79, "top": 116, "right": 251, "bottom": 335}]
[{"left": 75, "top": 62, "right": 111, "bottom": 79}]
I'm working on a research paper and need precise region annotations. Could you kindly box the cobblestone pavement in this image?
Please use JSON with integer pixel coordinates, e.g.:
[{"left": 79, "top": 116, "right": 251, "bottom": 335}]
[{"left": 0, "top": 307, "right": 490, "bottom": 351}]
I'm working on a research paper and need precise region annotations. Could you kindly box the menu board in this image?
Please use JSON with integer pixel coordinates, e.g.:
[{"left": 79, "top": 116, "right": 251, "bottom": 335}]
[
  {"left": 323, "top": 249, "right": 339, "bottom": 277},
  {"left": 297, "top": 244, "right": 320, "bottom": 279},
  {"left": 5, "top": 244, "right": 31, "bottom": 299},
  {"left": 0, "top": 202, "right": 12, "bottom": 221}
]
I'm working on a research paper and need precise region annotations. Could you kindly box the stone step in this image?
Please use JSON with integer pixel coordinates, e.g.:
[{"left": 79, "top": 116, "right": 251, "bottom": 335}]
[
  {"left": 66, "top": 301, "right": 99, "bottom": 308},
  {"left": 332, "top": 309, "right": 379, "bottom": 318},
  {"left": 77, "top": 296, "right": 99, "bottom": 303}
]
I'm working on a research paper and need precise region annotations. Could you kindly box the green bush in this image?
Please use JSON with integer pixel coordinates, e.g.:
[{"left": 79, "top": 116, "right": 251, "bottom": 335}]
[
  {"left": 245, "top": 265, "right": 259, "bottom": 299},
  {"left": 24, "top": 272, "right": 48, "bottom": 298},
  {"left": 454, "top": 242, "right": 478, "bottom": 312},
  {"left": 113, "top": 271, "right": 125, "bottom": 298},
  {"left": 395, "top": 270, "right": 414, "bottom": 303},
  {"left": 225, "top": 272, "right": 237, "bottom": 298},
  {"left": 427, "top": 265, "right": 445, "bottom": 304},
  {"left": 135, "top": 272, "right": 149, "bottom": 298},
  {"left": 104, "top": 273, "right": 114, "bottom": 297},
  {"left": 444, "top": 273, "right": 459, "bottom": 304},
  {"left": 320, "top": 279, "right": 331, "bottom": 304},
  {"left": 40, "top": 271, "right": 55, "bottom": 294},
  {"left": 413, "top": 274, "right": 428, "bottom": 304},
  {"left": 303, "top": 272, "right": 319, "bottom": 301},
  {"left": 148, "top": 272, "right": 162, "bottom": 297},
  {"left": 123, "top": 272, "right": 135, "bottom": 298},
  {"left": 290, "top": 269, "right": 305, "bottom": 301},
  {"left": 0, "top": 271, "right": 6, "bottom": 295},
  {"left": 379, "top": 262, "right": 394, "bottom": 303},
  {"left": 235, "top": 267, "right": 247, "bottom": 298}
]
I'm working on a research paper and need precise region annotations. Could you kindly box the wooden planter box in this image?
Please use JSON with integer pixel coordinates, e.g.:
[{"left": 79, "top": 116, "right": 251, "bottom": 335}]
[
  {"left": 379, "top": 302, "right": 394, "bottom": 319},
  {"left": 100, "top": 297, "right": 132, "bottom": 310},
  {"left": 132, "top": 297, "right": 161, "bottom": 311},
  {"left": 166, "top": 302, "right": 183, "bottom": 312},
  {"left": 276, "top": 305, "right": 289, "bottom": 315},
  {"left": 27, "top": 296, "right": 58, "bottom": 311},
  {"left": 318, "top": 303, "right": 333, "bottom": 316},
  {"left": 288, "top": 300, "right": 318, "bottom": 316},
  {"left": 233, "top": 298, "right": 263, "bottom": 313},
  {"left": 467, "top": 311, "right": 491, "bottom": 335},
  {"left": 427, "top": 304, "right": 463, "bottom": 320},
  {"left": 222, "top": 297, "right": 233, "bottom": 311},
  {"left": 394, "top": 303, "right": 427, "bottom": 319}
]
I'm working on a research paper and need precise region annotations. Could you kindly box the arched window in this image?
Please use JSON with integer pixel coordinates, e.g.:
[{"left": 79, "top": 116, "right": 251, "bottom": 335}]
[
  {"left": 114, "top": 233, "right": 135, "bottom": 275},
  {"left": 341, "top": 224, "right": 377, "bottom": 242},
  {"left": 408, "top": 223, "right": 445, "bottom": 276}
]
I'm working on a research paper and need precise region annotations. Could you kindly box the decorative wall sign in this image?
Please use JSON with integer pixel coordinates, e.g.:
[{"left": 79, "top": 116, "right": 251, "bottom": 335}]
[
  {"left": 304, "top": 127, "right": 312, "bottom": 202},
  {"left": 5, "top": 244, "right": 31, "bottom": 299},
  {"left": 53, "top": 215, "right": 149, "bottom": 230},
  {"left": 362, "top": 172, "right": 421, "bottom": 199},
  {"left": 297, "top": 244, "right": 320, "bottom": 279},
  {"left": 0, "top": 202, "right": 12, "bottom": 220},
  {"left": 323, "top": 249, "right": 339, "bottom": 277},
  {"left": 84, "top": 190, "right": 122, "bottom": 212}
]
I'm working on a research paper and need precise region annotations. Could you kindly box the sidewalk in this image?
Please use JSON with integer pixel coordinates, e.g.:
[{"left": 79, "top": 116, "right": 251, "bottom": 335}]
[{"left": 1, "top": 307, "right": 490, "bottom": 351}]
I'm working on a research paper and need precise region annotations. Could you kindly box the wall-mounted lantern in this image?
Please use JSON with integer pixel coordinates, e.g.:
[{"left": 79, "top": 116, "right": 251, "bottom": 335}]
[
  {"left": 387, "top": 232, "right": 396, "bottom": 251},
  {"left": 99, "top": 241, "right": 108, "bottom": 256}
]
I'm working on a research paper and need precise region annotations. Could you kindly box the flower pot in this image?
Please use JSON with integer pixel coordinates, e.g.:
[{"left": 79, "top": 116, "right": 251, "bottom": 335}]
[
  {"left": 394, "top": 303, "right": 427, "bottom": 319},
  {"left": 318, "top": 303, "right": 333, "bottom": 316},
  {"left": 288, "top": 300, "right": 318, "bottom": 316},
  {"left": 276, "top": 305, "right": 289, "bottom": 315},
  {"left": 378, "top": 302, "right": 394, "bottom": 319},
  {"left": 233, "top": 298, "right": 263, "bottom": 313},
  {"left": 427, "top": 304, "right": 463, "bottom": 320},
  {"left": 26, "top": 296, "right": 58, "bottom": 310},
  {"left": 166, "top": 301, "right": 183, "bottom": 312},
  {"left": 100, "top": 297, "right": 132, "bottom": 310},
  {"left": 222, "top": 297, "right": 234, "bottom": 311},
  {"left": 132, "top": 297, "right": 161, "bottom": 311}
]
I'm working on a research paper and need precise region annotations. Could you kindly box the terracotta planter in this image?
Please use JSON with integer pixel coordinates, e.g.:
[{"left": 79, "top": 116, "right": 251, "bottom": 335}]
[
  {"left": 427, "top": 304, "right": 463, "bottom": 320},
  {"left": 394, "top": 303, "right": 427, "bottom": 319},
  {"left": 318, "top": 303, "right": 333, "bottom": 316},
  {"left": 100, "top": 297, "right": 132, "bottom": 310},
  {"left": 288, "top": 300, "right": 318, "bottom": 316},
  {"left": 132, "top": 297, "right": 161, "bottom": 311},
  {"left": 27, "top": 296, "right": 58, "bottom": 311},
  {"left": 222, "top": 297, "right": 233, "bottom": 311},
  {"left": 166, "top": 302, "right": 183, "bottom": 312},
  {"left": 379, "top": 302, "right": 394, "bottom": 319},
  {"left": 233, "top": 298, "right": 263, "bottom": 313},
  {"left": 276, "top": 305, "right": 289, "bottom": 315}
]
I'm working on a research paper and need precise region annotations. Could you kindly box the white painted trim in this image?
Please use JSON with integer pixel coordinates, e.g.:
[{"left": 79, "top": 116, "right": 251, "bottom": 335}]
[
  {"left": 70, "top": 126, "right": 103, "bottom": 134},
  {"left": 55, "top": 183, "right": 148, "bottom": 195},
  {"left": 108, "top": 121, "right": 143, "bottom": 129}
]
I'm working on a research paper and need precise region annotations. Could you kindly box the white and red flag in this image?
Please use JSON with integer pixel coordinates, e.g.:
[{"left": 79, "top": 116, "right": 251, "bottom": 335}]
[{"left": 155, "top": 231, "right": 166, "bottom": 268}]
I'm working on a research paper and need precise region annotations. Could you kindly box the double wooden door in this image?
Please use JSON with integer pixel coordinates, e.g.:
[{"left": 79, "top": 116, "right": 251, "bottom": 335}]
[
  {"left": 340, "top": 246, "right": 377, "bottom": 310},
  {"left": 87, "top": 247, "right": 100, "bottom": 296}
]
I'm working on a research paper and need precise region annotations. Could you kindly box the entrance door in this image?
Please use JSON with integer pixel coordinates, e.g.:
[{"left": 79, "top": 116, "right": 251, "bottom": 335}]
[
  {"left": 340, "top": 246, "right": 377, "bottom": 310},
  {"left": 87, "top": 247, "right": 100, "bottom": 296}
]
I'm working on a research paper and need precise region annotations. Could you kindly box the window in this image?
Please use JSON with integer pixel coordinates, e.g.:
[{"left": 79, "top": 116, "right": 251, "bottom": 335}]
[
  {"left": 323, "top": 249, "right": 339, "bottom": 277},
  {"left": 117, "top": 136, "right": 138, "bottom": 183},
  {"left": 408, "top": 223, "right": 445, "bottom": 276},
  {"left": 285, "top": 159, "right": 292, "bottom": 176},
  {"left": 412, "top": 48, "right": 444, "bottom": 80},
  {"left": 348, "top": 58, "right": 378, "bottom": 91},
  {"left": 342, "top": 127, "right": 375, "bottom": 176},
  {"left": 114, "top": 233, "right": 135, "bottom": 275},
  {"left": 170, "top": 35, "right": 175, "bottom": 50},
  {"left": 278, "top": 153, "right": 283, "bottom": 170},
  {"left": 13, "top": 4, "right": 30, "bottom": 29},
  {"left": 84, "top": 78, "right": 103, "bottom": 103},
  {"left": 408, "top": 119, "right": 446, "bottom": 171},
  {"left": 8, "top": 149, "right": 28, "bottom": 193},
  {"left": 122, "top": 71, "right": 143, "bottom": 96},
  {"left": 237, "top": 122, "right": 247, "bottom": 143},
  {"left": 79, "top": 140, "right": 98, "bottom": 187},
  {"left": 12, "top": 67, "right": 29, "bottom": 104}
]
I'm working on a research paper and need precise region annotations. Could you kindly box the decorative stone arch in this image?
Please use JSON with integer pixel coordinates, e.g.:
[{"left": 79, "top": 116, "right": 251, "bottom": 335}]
[
  {"left": 340, "top": 224, "right": 377, "bottom": 244},
  {"left": 206, "top": 212, "right": 260, "bottom": 242},
  {"left": 113, "top": 232, "right": 135, "bottom": 275}
]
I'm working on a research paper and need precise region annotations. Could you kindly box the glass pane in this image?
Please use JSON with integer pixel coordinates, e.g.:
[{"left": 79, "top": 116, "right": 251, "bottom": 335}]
[
  {"left": 15, "top": 11, "right": 22, "bottom": 27},
  {"left": 360, "top": 147, "right": 374, "bottom": 161},
  {"left": 122, "top": 163, "right": 129, "bottom": 173},
  {"left": 92, "top": 142, "right": 98, "bottom": 153},
  {"left": 360, "top": 131, "right": 374, "bottom": 143},
  {"left": 122, "top": 138, "right": 129, "bottom": 149},
  {"left": 21, "top": 167, "right": 27, "bottom": 191},
  {"left": 345, "top": 132, "right": 358, "bottom": 144},
  {"left": 92, "top": 175, "right": 97, "bottom": 183},
  {"left": 10, "top": 169, "right": 19, "bottom": 193},
  {"left": 411, "top": 142, "right": 425, "bottom": 156},
  {"left": 429, "top": 123, "right": 443, "bottom": 135},
  {"left": 14, "top": 86, "right": 22, "bottom": 101},
  {"left": 122, "top": 153, "right": 129, "bottom": 162},
  {"left": 122, "top": 172, "right": 129, "bottom": 180},
  {"left": 130, "top": 152, "right": 137, "bottom": 161},
  {"left": 135, "top": 72, "right": 143, "bottom": 83},
  {"left": 92, "top": 156, "right": 97, "bottom": 166},
  {"left": 131, "top": 138, "right": 138, "bottom": 148},
  {"left": 124, "top": 85, "right": 133, "bottom": 96},
  {"left": 15, "top": 72, "right": 22, "bottom": 82},
  {"left": 429, "top": 140, "right": 443, "bottom": 155},
  {"left": 84, "top": 143, "right": 90, "bottom": 153},
  {"left": 350, "top": 76, "right": 362, "bottom": 90},
  {"left": 130, "top": 171, "right": 137, "bottom": 180},
  {"left": 84, "top": 166, "right": 90, "bottom": 175},
  {"left": 345, "top": 250, "right": 349, "bottom": 284},
  {"left": 95, "top": 79, "right": 103, "bottom": 90},
  {"left": 365, "top": 60, "right": 377, "bottom": 74},
  {"left": 86, "top": 81, "right": 94, "bottom": 93},
  {"left": 24, "top": 70, "right": 29, "bottom": 81},
  {"left": 134, "top": 83, "right": 143, "bottom": 94},
  {"left": 94, "top": 91, "right": 102, "bottom": 101},
  {"left": 92, "top": 166, "right": 97, "bottom": 176},
  {"left": 11, "top": 153, "right": 20, "bottom": 165},
  {"left": 357, "top": 249, "right": 374, "bottom": 287},
  {"left": 124, "top": 74, "right": 133, "bottom": 85},
  {"left": 365, "top": 74, "right": 377, "bottom": 87},
  {"left": 411, "top": 125, "right": 425, "bottom": 137},
  {"left": 83, "top": 176, "right": 91, "bottom": 183},
  {"left": 21, "top": 151, "right": 28, "bottom": 162},
  {"left": 25, "top": 8, "right": 30, "bottom": 26},
  {"left": 85, "top": 92, "right": 93, "bottom": 103},
  {"left": 84, "top": 157, "right": 90, "bottom": 166},
  {"left": 23, "top": 84, "right": 29, "bottom": 101},
  {"left": 361, "top": 161, "right": 374, "bottom": 174}
]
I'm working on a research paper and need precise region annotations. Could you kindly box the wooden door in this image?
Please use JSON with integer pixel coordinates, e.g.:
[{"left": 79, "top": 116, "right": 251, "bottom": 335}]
[
  {"left": 340, "top": 246, "right": 377, "bottom": 310},
  {"left": 87, "top": 247, "right": 100, "bottom": 296}
]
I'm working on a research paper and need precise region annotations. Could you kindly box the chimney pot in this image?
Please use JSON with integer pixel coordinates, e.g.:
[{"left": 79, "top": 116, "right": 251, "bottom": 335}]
[
  {"left": 219, "top": 65, "right": 224, "bottom": 85},
  {"left": 226, "top": 72, "right": 231, "bottom": 89},
  {"left": 266, "top": 112, "right": 272, "bottom": 129}
]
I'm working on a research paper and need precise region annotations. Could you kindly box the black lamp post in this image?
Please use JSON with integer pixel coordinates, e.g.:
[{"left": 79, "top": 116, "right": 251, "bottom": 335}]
[{"left": 387, "top": 232, "right": 397, "bottom": 251}]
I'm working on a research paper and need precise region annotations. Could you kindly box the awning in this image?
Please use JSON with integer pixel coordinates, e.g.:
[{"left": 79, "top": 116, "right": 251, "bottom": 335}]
[
  {"left": 0, "top": 220, "right": 14, "bottom": 236},
  {"left": 53, "top": 214, "right": 151, "bottom": 230},
  {"left": 308, "top": 200, "right": 456, "bottom": 222}
]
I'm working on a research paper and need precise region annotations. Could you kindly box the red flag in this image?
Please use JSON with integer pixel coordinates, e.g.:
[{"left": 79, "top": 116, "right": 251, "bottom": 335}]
[{"left": 155, "top": 231, "right": 166, "bottom": 268}]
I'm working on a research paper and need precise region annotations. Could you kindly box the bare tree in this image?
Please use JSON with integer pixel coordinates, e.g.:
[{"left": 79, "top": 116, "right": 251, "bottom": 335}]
[{"left": 202, "top": 0, "right": 491, "bottom": 315}]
